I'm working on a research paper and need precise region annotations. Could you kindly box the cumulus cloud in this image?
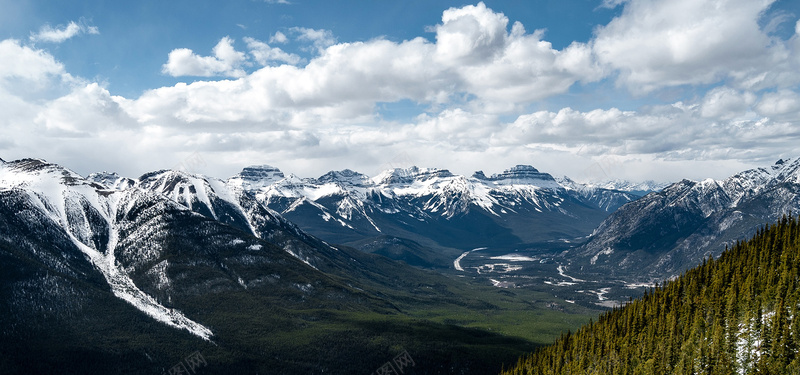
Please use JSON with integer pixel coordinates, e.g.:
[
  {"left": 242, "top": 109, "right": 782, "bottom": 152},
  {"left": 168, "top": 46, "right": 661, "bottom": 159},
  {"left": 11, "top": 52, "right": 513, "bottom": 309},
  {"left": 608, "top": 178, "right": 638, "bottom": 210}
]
[
  {"left": 34, "top": 83, "right": 135, "bottom": 136},
  {"left": 0, "top": 39, "right": 67, "bottom": 82},
  {"left": 155, "top": 2, "right": 604, "bottom": 119},
  {"left": 593, "top": 0, "right": 777, "bottom": 93},
  {"left": 756, "top": 90, "right": 800, "bottom": 118},
  {"left": 290, "top": 27, "right": 337, "bottom": 53},
  {"left": 162, "top": 37, "right": 247, "bottom": 77},
  {"left": 493, "top": 103, "right": 796, "bottom": 164},
  {"left": 30, "top": 20, "right": 99, "bottom": 43},
  {"left": 244, "top": 37, "right": 303, "bottom": 66},
  {"left": 700, "top": 87, "right": 756, "bottom": 120},
  {"left": 434, "top": 2, "right": 509, "bottom": 65},
  {"left": 269, "top": 31, "right": 288, "bottom": 44}
]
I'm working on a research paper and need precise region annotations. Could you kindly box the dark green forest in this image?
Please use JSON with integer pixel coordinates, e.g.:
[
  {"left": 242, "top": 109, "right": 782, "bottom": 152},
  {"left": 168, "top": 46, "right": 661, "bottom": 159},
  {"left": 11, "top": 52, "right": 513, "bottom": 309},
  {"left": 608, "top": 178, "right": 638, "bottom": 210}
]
[{"left": 504, "top": 216, "right": 800, "bottom": 374}]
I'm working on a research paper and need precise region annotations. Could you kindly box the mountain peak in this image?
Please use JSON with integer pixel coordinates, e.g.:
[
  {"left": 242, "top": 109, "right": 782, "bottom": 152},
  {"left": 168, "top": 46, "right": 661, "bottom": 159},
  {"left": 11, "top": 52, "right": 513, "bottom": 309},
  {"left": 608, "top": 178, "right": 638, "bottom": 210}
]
[
  {"left": 2, "top": 158, "right": 87, "bottom": 187},
  {"left": 472, "top": 170, "right": 488, "bottom": 180},
  {"left": 241, "top": 165, "right": 284, "bottom": 177},
  {"left": 227, "top": 165, "right": 286, "bottom": 191},
  {"left": 316, "top": 169, "right": 371, "bottom": 186},
  {"left": 479, "top": 165, "right": 556, "bottom": 183},
  {"left": 373, "top": 166, "right": 454, "bottom": 185},
  {"left": 87, "top": 171, "right": 136, "bottom": 190},
  {"left": 769, "top": 157, "right": 800, "bottom": 183}
]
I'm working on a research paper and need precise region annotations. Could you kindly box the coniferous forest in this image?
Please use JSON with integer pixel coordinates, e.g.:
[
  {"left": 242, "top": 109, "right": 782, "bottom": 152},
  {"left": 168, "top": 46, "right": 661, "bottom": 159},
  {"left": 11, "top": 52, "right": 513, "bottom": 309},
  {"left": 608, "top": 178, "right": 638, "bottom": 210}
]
[{"left": 504, "top": 216, "right": 800, "bottom": 374}]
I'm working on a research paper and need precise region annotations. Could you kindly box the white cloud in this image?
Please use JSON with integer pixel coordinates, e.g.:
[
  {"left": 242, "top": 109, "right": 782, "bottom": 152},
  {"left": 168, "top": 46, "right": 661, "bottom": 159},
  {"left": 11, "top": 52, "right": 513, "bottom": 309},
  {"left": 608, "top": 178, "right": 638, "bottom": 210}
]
[
  {"left": 434, "top": 2, "right": 509, "bottom": 65},
  {"left": 598, "top": 0, "right": 629, "bottom": 9},
  {"left": 269, "top": 31, "right": 288, "bottom": 44},
  {"left": 700, "top": 87, "right": 756, "bottom": 120},
  {"left": 154, "top": 2, "right": 602, "bottom": 118},
  {"left": 244, "top": 37, "right": 303, "bottom": 66},
  {"left": 0, "top": 39, "right": 67, "bottom": 82},
  {"left": 30, "top": 21, "right": 99, "bottom": 43},
  {"left": 290, "top": 27, "right": 337, "bottom": 52},
  {"left": 34, "top": 83, "right": 135, "bottom": 136},
  {"left": 593, "top": 0, "right": 777, "bottom": 93},
  {"left": 162, "top": 37, "right": 247, "bottom": 77},
  {"left": 756, "top": 90, "right": 800, "bottom": 118}
]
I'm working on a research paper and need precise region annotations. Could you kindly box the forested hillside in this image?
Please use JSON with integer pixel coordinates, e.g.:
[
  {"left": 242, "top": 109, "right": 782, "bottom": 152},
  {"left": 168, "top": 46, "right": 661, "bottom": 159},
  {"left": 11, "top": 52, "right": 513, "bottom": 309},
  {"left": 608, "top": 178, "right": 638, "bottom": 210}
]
[{"left": 505, "top": 216, "right": 800, "bottom": 374}]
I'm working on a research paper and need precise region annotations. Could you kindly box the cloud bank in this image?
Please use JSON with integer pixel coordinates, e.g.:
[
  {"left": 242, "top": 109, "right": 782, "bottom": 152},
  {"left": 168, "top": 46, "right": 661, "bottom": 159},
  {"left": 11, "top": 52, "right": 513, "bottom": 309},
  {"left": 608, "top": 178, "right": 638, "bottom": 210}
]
[{"left": 3, "top": 1, "right": 800, "bottom": 183}]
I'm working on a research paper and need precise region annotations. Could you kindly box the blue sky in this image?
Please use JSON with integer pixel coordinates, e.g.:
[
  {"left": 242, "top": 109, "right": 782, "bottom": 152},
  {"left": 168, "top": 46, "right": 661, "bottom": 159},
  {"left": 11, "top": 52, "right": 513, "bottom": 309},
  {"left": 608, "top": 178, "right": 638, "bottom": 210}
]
[{"left": 2, "top": 0, "right": 800, "bottom": 182}]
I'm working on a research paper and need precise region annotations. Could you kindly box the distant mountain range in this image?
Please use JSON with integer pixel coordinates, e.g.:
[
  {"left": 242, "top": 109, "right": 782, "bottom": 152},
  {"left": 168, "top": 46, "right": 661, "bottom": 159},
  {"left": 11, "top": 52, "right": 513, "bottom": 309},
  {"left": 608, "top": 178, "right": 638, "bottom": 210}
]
[
  {"left": 570, "top": 158, "right": 800, "bottom": 282},
  {"left": 229, "top": 164, "right": 646, "bottom": 266}
]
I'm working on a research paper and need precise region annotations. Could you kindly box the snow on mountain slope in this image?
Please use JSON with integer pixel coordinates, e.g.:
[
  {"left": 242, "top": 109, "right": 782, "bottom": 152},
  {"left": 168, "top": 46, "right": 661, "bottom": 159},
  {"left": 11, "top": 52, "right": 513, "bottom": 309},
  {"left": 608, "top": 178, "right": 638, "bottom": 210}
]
[
  {"left": 579, "top": 179, "right": 669, "bottom": 196},
  {"left": 106, "top": 168, "right": 362, "bottom": 273},
  {"left": 225, "top": 164, "right": 641, "bottom": 255},
  {"left": 226, "top": 165, "right": 286, "bottom": 191},
  {"left": 0, "top": 159, "right": 213, "bottom": 340},
  {"left": 574, "top": 158, "right": 800, "bottom": 281},
  {"left": 240, "top": 164, "right": 637, "bottom": 219}
]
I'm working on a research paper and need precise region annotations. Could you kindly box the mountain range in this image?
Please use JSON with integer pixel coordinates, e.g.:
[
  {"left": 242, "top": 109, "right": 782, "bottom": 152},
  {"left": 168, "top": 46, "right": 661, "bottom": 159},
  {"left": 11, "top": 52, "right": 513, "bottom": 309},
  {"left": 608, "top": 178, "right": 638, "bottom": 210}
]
[
  {"left": 570, "top": 158, "right": 800, "bottom": 282},
  {"left": 230, "top": 164, "right": 645, "bottom": 267}
]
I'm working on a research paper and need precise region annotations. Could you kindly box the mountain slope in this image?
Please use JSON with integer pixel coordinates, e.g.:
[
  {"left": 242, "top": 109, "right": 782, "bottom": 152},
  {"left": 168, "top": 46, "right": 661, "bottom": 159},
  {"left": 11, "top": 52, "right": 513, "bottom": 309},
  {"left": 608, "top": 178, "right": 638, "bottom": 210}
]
[
  {"left": 504, "top": 216, "right": 800, "bottom": 374},
  {"left": 571, "top": 158, "right": 800, "bottom": 281}
]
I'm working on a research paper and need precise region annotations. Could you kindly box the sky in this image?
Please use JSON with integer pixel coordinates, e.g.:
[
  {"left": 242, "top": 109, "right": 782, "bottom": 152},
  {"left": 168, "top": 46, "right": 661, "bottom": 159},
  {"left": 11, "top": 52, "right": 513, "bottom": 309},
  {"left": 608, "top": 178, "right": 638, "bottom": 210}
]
[{"left": 1, "top": 0, "right": 800, "bottom": 183}]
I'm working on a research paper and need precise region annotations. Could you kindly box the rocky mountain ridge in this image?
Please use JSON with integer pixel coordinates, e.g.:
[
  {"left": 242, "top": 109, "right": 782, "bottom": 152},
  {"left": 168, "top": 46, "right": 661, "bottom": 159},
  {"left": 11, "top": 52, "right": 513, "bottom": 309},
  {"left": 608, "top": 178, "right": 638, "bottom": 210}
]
[{"left": 572, "top": 158, "right": 800, "bottom": 281}]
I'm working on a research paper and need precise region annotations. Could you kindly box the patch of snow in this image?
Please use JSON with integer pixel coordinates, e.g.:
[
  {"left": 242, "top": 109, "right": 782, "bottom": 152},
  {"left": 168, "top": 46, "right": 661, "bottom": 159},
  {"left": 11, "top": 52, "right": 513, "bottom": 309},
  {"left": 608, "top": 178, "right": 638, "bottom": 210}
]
[
  {"left": 453, "top": 247, "right": 487, "bottom": 271},
  {"left": 557, "top": 264, "right": 585, "bottom": 282},
  {"left": 624, "top": 283, "right": 654, "bottom": 289},
  {"left": 543, "top": 281, "right": 577, "bottom": 286},
  {"left": 490, "top": 254, "right": 538, "bottom": 261},
  {"left": 590, "top": 248, "right": 614, "bottom": 265}
]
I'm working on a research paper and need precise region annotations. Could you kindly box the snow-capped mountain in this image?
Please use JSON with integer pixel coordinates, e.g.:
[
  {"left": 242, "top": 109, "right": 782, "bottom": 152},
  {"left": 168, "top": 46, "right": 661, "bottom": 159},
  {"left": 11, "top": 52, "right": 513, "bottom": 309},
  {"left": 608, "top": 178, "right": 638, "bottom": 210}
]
[
  {"left": 573, "top": 158, "right": 800, "bottom": 282},
  {"left": 0, "top": 158, "right": 376, "bottom": 345},
  {"left": 233, "top": 164, "right": 641, "bottom": 263},
  {"left": 576, "top": 179, "right": 670, "bottom": 197}
]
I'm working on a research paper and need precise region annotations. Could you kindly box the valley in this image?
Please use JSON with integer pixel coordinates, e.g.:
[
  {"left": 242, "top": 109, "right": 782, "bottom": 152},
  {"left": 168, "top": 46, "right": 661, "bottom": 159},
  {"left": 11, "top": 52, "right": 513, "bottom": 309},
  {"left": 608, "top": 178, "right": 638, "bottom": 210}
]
[{"left": 449, "top": 241, "right": 650, "bottom": 310}]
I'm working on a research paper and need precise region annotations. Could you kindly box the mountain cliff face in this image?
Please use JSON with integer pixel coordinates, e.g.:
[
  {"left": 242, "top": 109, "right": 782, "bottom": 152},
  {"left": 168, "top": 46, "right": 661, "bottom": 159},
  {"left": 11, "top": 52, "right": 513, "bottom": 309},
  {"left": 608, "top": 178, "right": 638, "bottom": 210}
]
[
  {"left": 573, "top": 158, "right": 800, "bottom": 281},
  {"left": 233, "top": 164, "right": 640, "bottom": 264}
]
